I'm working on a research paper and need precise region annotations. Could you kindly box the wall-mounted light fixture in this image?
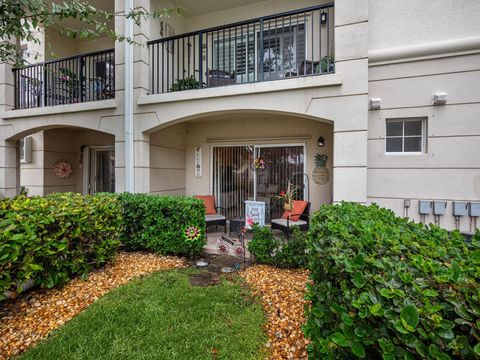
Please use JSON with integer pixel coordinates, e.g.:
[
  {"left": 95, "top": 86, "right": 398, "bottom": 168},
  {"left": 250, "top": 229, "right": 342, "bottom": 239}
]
[
  {"left": 318, "top": 136, "right": 325, "bottom": 147},
  {"left": 369, "top": 98, "right": 382, "bottom": 110},
  {"left": 320, "top": 12, "right": 328, "bottom": 25},
  {"left": 432, "top": 92, "right": 447, "bottom": 105}
]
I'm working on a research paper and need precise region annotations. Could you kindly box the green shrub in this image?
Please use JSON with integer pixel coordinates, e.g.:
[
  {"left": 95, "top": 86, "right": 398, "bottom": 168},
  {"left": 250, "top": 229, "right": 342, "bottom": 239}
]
[
  {"left": 248, "top": 225, "right": 307, "bottom": 268},
  {"left": 304, "top": 202, "right": 480, "bottom": 359},
  {"left": 119, "top": 193, "right": 206, "bottom": 255},
  {"left": 0, "top": 193, "right": 122, "bottom": 299}
]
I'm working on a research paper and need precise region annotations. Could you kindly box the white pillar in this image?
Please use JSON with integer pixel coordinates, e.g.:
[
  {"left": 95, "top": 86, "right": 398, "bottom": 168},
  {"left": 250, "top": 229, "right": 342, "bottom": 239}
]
[{"left": 124, "top": 0, "right": 135, "bottom": 193}]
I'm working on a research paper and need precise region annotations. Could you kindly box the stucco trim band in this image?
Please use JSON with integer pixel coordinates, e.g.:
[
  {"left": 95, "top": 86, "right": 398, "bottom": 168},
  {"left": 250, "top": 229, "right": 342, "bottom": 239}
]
[
  {"left": 138, "top": 74, "right": 343, "bottom": 105},
  {"left": 0, "top": 99, "right": 117, "bottom": 120},
  {"left": 369, "top": 35, "right": 480, "bottom": 64}
]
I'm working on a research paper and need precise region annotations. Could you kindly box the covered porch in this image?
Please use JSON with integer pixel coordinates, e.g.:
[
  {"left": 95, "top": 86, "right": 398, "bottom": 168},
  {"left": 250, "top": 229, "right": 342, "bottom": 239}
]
[{"left": 147, "top": 111, "right": 334, "bottom": 250}]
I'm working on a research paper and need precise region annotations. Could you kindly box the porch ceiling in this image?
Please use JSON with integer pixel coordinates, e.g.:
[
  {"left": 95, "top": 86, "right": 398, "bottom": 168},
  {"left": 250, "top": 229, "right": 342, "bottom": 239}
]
[{"left": 174, "top": 0, "right": 261, "bottom": 17}]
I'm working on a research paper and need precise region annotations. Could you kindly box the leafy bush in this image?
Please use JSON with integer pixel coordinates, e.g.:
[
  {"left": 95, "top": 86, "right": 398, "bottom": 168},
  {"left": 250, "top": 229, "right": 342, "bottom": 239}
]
[
  {"left": 119, "top": 193, "right": 206, "bottom": 255},
  {"left": 304, "top": 202, "right": 480, "bottom": 359},
  {"left": 0, "top": 193, "right": 122, "bottom": 299},
  {"left": 248, "top": 225, "right": 307, "bottom": 268}
]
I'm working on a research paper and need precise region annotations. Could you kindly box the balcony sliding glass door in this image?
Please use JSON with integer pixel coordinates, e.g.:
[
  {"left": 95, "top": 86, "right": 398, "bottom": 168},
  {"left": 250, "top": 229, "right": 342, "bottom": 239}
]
[{"left": 259, "top": 24, "right": 305, "bottom": 80}]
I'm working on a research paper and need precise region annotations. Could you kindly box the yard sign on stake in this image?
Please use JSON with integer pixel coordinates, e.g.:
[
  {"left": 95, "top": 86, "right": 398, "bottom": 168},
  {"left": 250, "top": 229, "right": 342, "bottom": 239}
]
[{"left": 245, "top": 201, "right": 266, "bottom": 229}]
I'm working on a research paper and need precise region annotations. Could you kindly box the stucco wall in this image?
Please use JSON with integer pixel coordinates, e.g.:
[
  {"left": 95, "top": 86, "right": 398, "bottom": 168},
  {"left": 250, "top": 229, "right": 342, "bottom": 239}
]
[
  {"left": 369, "top": 0, "right": 480, "bottom": 52},
  {"left": 149, "top": 122, "right": 187, "bottom": 195},
  {"left": 367, "top": 52, "right": 480, "bottom": 233},
  {"left": 19, "top": 132, "right": 44, "bottom": 196}
]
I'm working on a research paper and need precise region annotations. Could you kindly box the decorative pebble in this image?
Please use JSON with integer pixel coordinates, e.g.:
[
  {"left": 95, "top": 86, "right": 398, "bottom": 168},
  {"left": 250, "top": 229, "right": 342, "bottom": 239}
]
[{"left": 240, "top": 265, "right": 310, "bottom": 360}]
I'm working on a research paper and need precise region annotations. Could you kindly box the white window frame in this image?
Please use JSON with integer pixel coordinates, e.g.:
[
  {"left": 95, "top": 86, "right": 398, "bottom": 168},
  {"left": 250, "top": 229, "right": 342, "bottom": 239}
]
[
  {"left": 19, "top": 136, "right": 33, "bottom": 163},
  {"left": 385, "top": 118, "right": 427, "bottom": 155}
]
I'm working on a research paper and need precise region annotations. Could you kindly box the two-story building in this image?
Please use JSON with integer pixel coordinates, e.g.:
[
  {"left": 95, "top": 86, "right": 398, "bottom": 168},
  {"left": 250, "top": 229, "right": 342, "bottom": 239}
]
[{"left": 0, "top": 0, "right": 479, "bottom": 233}]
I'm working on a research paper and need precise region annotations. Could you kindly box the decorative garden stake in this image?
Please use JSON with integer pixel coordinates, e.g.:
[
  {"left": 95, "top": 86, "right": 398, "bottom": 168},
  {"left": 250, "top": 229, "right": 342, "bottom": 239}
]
[
  {"left": 184, "top": 226, "right": 201, "bottom": 242},
  {"left": 216, "top": 227, "right": 247, "bottom": 269}
]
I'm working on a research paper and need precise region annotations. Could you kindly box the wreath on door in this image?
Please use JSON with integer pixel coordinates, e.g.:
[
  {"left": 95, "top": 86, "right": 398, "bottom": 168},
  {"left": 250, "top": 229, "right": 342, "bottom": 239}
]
[{"left": 53, "top": 160, "right": 72, "bottom": 178}]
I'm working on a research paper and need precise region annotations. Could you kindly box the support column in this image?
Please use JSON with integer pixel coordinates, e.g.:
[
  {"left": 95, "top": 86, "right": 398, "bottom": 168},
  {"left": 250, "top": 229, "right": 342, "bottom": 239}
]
[
  {"left": 0, "top": 138, "right": 18, "bottom": 197},
  {"left": 332, "top": 0, "right": 369, "bottom": 203},
  {"left": 134, "top": 133, "right": 150, "bottom": 193},
  {"left": 0, "top": 38, "right": 18, "bottom": 197},
  {"left": 131, "top": 0, "right": 151, "bottom": 193}
]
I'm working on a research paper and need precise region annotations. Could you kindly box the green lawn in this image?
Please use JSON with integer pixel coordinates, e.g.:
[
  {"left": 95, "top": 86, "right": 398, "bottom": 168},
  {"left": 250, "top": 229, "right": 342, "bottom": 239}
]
[{"left": 21, "top": 269, "right": 266, "bottom": 360}]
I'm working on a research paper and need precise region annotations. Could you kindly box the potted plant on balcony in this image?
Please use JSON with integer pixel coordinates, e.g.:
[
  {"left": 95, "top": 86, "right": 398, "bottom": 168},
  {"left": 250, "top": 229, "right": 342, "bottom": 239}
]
[
  {"left": 319, "top": 55, "right": 335, "bottom": 73},
  {"left": 170, "top": 71, "right": 206, "bottom": 92}
]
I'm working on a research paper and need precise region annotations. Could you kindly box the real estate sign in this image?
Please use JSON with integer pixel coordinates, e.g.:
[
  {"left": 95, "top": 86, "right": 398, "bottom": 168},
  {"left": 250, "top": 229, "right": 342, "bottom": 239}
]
[{"left": 245, "top": 201, "right": 266, "bottom": 229}]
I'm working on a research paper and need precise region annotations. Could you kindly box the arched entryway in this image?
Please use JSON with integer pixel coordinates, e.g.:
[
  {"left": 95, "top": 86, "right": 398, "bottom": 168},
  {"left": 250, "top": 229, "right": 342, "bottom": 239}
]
[
  {"left": 2, "top": 126, "right": 116, "bottom": 197},
  {"left": 147, "top": 111, "right": 334, "bottom": 216}
]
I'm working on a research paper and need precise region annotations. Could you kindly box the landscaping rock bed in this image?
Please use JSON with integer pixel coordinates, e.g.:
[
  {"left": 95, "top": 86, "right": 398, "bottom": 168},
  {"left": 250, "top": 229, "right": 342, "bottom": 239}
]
[
  {"left": 240, "top": 265, "right": 310, "bottom": 360},
  {"left": 0, "top": 252, "right": 186, "bottom": 360}
]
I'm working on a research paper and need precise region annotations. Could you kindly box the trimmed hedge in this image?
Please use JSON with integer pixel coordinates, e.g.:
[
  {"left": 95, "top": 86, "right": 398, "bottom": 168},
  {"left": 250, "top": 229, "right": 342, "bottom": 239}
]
[
  {"left": 0, "top": 193, "right": 122, "bottom": 299},
  {"left": 304, "top": 202, "right": 480, "bottom": 359},
  {"left": 248, "top": 225, "right": 307, "bottom": 269},
  {"left": 119, "top": 193, "right": 206, "bottom": 255}
]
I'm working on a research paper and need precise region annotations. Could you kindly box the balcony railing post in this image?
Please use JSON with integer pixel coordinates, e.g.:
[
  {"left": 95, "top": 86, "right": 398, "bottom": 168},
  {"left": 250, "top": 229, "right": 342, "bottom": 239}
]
[
  {"left": 259, "top": 18, "right": 264, "bottom": 82},
  {"left": 43, "top": 65, "right": 47, "bottom": 107},
  {"left": 12, "top": 69, "right": 17, "bottom": 109},
  {"left": 78, "top": 55, "right": 84, "bottom": 103},
  {"left": 198, "top": 32, "right": 203, "bottom": 87}
]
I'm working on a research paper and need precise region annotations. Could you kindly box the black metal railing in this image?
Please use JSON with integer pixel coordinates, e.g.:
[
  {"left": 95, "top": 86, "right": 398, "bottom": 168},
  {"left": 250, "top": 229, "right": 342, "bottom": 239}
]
[
  {"left": 148, "top": 4, "right": 334, "bottom": 95},
  {"left": 13, "top": 49, "right": 115, "bottom": 110}
]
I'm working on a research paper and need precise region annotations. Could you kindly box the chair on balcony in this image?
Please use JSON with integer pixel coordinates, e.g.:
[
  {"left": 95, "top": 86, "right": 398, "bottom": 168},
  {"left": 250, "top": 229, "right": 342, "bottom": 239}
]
[
  {"left": 195, "top": 195, "right": 227, "bottom": 233},
  {"left": 271, "top": 200, "right": 310, "bottom": 239},
  {"left": 206, "top": 69, "right": 236, "bottom": 88},
  {"left": 300, "top": 60, "right": 321, "bottom": 75},
  {"left": 285, "top": 60, "right": 322, "bottom": 78}
]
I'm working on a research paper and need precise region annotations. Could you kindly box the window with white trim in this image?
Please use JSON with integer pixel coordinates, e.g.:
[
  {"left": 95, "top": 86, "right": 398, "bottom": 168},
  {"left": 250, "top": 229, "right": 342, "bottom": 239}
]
[{"left": 386, "top": 118, "right": 426, "bottom": 153}]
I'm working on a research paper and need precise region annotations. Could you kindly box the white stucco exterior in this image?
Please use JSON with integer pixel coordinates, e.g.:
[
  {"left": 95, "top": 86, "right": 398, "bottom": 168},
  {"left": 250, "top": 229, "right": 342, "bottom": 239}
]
[{"left": 0, "top": 0, "right": 479, "bottom": 233}]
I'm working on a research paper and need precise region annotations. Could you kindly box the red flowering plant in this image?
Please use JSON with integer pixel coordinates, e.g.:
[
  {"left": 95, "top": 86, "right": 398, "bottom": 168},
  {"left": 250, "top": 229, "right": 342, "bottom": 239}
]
[{"left": 276, "top": 181, "right": 298, "bottom": 211}]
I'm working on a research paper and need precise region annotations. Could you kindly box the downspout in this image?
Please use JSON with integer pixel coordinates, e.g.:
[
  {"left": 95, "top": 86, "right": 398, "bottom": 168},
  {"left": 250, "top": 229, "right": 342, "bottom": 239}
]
[{"left": 124, "top": 0, "right": 135, "bottom": 193}]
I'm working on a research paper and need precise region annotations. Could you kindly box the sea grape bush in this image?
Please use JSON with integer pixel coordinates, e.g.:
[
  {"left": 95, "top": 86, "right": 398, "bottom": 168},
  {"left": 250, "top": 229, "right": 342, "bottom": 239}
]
[
  {"left": 0, "top": 193, "right": 122, "bottom": 299},
  {"left": 119, "top": 193, "right": 206, "bottom": 255},
  {"left": 304, "top": 202, "right": 480, "bottom": 359}
]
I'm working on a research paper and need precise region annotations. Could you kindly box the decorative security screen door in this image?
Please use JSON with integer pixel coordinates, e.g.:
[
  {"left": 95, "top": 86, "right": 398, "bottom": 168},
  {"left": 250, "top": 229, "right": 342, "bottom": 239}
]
[
  {"left": 212, "top": 145, "right": 305, "bottom": 221},
  {"left": 255, "top": 145, "right": 305, "bottom": 221},
  {"left": 89, "top": 147, "right": 115, "bottom": 194}
]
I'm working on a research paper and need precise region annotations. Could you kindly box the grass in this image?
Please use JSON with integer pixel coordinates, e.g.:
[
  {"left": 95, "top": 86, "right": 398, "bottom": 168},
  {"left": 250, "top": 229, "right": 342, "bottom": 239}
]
[{"left": 20, "top": 269, "right": 266, "bottom": 360}]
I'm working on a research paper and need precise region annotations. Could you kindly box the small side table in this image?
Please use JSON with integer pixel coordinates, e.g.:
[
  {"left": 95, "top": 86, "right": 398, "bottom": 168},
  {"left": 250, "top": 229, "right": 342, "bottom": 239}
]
[{"left": 229, "top": 217, "right": 245, "bottom": 236}]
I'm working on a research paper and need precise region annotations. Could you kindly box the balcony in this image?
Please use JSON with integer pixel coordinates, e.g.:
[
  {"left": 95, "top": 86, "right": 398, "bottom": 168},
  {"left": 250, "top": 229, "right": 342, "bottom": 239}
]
[
  {"left": 147, "top": 4, "right": 334, "bottom": 95},
  {"left": 12, "top": 49, "right": 115, "bottom": 110}
]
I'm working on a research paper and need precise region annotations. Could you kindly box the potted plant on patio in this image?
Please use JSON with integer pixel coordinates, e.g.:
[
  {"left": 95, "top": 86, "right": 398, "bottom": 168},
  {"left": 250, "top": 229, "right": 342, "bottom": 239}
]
[{"left": 276, "top": 181, "right": 298, "bottom": 212}]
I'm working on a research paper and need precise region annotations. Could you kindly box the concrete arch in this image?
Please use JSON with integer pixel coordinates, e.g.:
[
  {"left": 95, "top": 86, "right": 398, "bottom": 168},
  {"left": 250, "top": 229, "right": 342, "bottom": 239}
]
[
  {"left": 5, "top": 124, "right": 117, "bottom": 142},
  {"left": 142, "top": 108, "right": 334, "bottom": 135},
  {"left": 0, "top": 106, "right": 123, "bottom": 142}
]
